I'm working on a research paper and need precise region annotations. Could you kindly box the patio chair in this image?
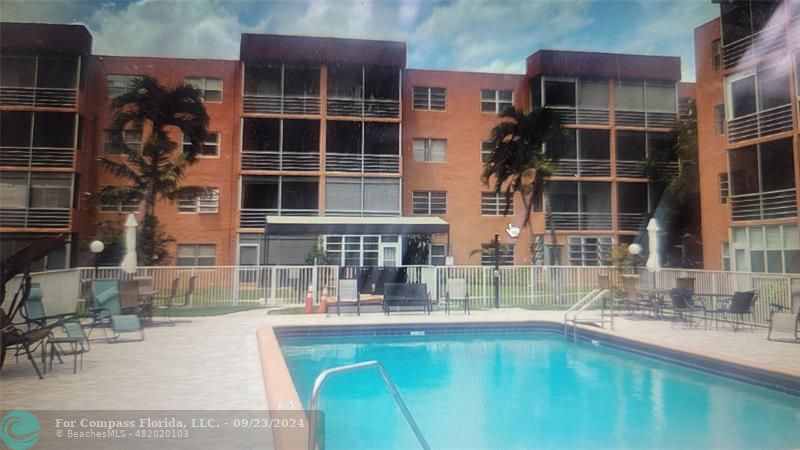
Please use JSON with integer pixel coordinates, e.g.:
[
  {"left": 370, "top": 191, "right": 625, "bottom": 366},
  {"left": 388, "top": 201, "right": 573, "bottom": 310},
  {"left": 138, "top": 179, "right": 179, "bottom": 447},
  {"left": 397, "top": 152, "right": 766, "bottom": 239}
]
[
  {"left": 706, "top": 290, "right": 757, "bottom": 332},
  {"left": 47, "top": 320, "right": 90, "bottom": 374},
  {"left": 21, "top": 282, "right": 76, "bottom": 329},
  {"left": 88, "top": 279, "right": 144, "bottom": 342},
  {"left": 617, "top": 276, "right": 652, "bottom": 315},
  {"left": 667, "top": 288, "right": 705, "bottom": 328},
  {"left": 767, "top": 299, "right": 799, "bottom": 343},
  {"left": 174, "top": 275, "right": 197, "bottom": 308},
  {"left": 153, "top": 277, "right": 180, "bottom": 323},
  {"left": 330, "top": 279, "right": 359, "bottom": 316},
  {"left": 445, "top": 279, "right": 470, "bottom": 315},
  {"left": 383, "top": 283, "right": 405, "bottom": 315},
  {"left": 384, "top": 283, "right": 431, "bottom": 315}
]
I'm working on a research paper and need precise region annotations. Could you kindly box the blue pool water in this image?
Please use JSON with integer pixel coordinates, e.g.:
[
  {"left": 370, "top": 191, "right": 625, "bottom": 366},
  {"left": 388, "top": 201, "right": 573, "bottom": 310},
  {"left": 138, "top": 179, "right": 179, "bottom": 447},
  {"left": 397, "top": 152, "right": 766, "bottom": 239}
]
[{"left": 280, "top": 331, "right": 800, "bottom": 449}]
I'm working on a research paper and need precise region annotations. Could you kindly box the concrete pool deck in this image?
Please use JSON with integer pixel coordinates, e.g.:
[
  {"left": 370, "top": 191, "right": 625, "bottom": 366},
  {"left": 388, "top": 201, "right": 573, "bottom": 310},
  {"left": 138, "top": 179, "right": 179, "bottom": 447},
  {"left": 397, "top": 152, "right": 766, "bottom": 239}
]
[{"left": 3, "top": 308, "right": 798, "bottom": 410}]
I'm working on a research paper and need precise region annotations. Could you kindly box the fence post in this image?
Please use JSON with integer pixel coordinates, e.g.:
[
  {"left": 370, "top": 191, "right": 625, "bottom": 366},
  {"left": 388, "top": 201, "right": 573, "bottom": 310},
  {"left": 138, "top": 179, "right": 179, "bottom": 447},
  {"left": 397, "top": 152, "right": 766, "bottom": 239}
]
[{"left": 312, "top": 265, "right": 319, "bottom": 305}]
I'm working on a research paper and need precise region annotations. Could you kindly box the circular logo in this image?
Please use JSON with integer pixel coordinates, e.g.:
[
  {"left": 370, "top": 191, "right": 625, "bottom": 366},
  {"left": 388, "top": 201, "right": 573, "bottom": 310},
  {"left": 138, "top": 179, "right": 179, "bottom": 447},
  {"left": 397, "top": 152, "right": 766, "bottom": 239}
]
[{"left": 1, "top": 410, "right": 40, "bottom": 450}]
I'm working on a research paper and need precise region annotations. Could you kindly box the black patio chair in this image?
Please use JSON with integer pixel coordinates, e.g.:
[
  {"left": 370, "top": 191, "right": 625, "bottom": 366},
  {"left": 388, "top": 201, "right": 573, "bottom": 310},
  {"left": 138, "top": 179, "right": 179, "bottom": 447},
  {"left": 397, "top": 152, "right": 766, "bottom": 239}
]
[
  {"left": 667, "top": 288, "right": 706, "bottom": 328},
  {"left": 706, "top": 290, "right": 757, "bottom": 331}
]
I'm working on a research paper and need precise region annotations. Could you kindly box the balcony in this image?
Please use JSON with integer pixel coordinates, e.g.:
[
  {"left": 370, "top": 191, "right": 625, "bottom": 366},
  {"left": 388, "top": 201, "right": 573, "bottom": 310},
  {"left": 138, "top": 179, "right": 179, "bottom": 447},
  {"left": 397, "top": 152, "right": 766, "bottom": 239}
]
[
  {"left": 546, "top": 212, "right": 612, "bottom": 230},
  {"left": 618, "top": 212, "right": 646, "bottom": 231},
  {"left": 0, "top": 87, "right": 77, "bottom": 108},
  {"left": 727, "top": 104, "right": 793, "bottom": 143},
  {"left": 551, "top": 159, "right": 611, "bottom": 177},
  {"left": 730, "top": 189, "right": 798, "bottom": 221},
  {"left": 550, "top": 107, "right": 609, "bottom": 126},
  {"left": 722, "top": 23, "right": 786, "bottom": 70},
  {"left": 242, "top": 95, "right": 320, "bottom": 115},
  {"left": 327, "top": 98, "right": 400, "bottom": 118},
  {"left": 241, "top": 151, "right": 320, "bottom": 171},
  {"left": 615, "top": 160, "right": 678, "bottom": 179},
  {"left": 239, "top": 208, "right": 319, "bottom": 228},
  {"left": 0, "top": 147, "right": 74, "bottom": 168},
  {"left": 615, "top": 111, "right": 676, "bottom": 128},
  {"left": 326, "top": 153, "right": 399, "bottom": 173},
  {"left": 0, "top": 208, "right": 70, "bottom": 228}
]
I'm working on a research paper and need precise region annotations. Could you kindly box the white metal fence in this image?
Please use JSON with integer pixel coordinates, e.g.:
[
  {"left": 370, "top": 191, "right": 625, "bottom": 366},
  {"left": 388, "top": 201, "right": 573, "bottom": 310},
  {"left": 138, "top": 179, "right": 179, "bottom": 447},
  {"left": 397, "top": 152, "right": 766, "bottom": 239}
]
[{"left": 7, "top": 265, "right": 797, "bottom": 326}]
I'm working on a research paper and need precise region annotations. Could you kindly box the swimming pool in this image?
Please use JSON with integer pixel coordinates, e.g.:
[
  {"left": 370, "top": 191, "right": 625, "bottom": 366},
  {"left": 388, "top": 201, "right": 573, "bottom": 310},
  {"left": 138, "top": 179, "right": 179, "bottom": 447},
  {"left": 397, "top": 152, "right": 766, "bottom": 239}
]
[{"left": 279, "top": 327, "right": 800, "bottom": 450}]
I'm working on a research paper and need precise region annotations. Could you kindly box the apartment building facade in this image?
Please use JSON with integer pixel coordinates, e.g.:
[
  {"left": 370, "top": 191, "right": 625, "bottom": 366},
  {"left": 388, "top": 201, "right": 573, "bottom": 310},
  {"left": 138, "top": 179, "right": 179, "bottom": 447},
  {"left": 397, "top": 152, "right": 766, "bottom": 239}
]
[
  {"left": 695, "top": 0, "right": 800, "bottom": 274},
  {"left": 1, "top": 22, "right": 689, "bottom": 268}
]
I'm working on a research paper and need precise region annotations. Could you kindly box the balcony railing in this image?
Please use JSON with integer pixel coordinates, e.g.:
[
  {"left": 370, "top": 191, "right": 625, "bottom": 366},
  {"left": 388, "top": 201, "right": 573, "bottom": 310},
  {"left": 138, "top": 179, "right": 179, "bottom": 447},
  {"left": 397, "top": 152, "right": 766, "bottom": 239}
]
[
  {"left": 0, "top": 147, "right": 75, "bottom": 168},
  {"left": 615, "top": 111, "right": 677, "bottom": 128},
  {"left": 239, "top": 208, "right": 319, "bottom": 228},
  {"left": 0, "top": 208, "right": 71, "bottom": 228},
  {"left": 618, "top": 212, "right": 646, "bottom": 231},
  {"left": 550, "top": 107, "right": 609, "bottom": 126},
  {"left": 551, "top": 159, "right": 611, "bottom": 177},
  {"left": 722, "top": 23, "right": 786, "bottom": 70},
  {"left": 325, "top": 209, "right": 400, "bottom": 217},
  {"left": 0, "top": 87, "right": 77, "bottom": 108},
  {"left": 546, "top": 212, "right": 612, "bottom": 230},
  {"left": 727, "top": 104, "right": 793, "bottom": 143},
  {"left": 730, "top": 188, "right": 798, "bottom": 221},
  {"left": 326, "top": 153, "right": 400, "bottom": 173},
  {"left": 616, "top": 160, "right": 647, "bottom": 178},
  {"left": 241, "top": 151, "right": 320, "bottom": 171},
  {"left": 327, "top": 98, "right": 400, "bottom": 118},
  {"left": 242, "top": 95, "right": 320, "bottom": 115}
]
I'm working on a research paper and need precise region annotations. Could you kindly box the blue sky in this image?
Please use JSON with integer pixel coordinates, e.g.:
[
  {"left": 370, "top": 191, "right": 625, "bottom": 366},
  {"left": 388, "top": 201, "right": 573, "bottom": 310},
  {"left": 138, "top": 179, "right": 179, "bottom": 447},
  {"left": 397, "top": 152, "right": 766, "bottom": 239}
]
[{"left": 2, "top": 0, "right": 719, "bottom": 80}]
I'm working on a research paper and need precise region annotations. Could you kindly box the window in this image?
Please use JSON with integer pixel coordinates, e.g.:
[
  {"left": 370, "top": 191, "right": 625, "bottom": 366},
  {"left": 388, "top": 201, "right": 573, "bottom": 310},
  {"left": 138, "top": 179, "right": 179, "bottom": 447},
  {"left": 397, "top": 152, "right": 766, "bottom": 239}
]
[
  {"left": 615, "top": 81, "right": 676, "bottom": 113},
  {"left": 100, "top": 198, "right": 140, "bottom": 213},
  {"left": 179, "top": 188, "right": 219, "bottom": 214},
  {"left": 544, "top": 79, "right": 575, "bottom": 107},
  {"left": 241, "top": 176, "right": 318, "bottom": 215},
  {"left": 726, "top": 64, "right": 790, "bottom": 120},
  {"left": 412, "top": 191, "right": 446, "bottom": 215},
  {"left": 712, "top": 39, "right": 722, "bottom": 71},
  {"left": 106, "top": 75, "right": 141, "bottom": 98},
  {"left": 412, "top": 138, "right": 446, "bottom": 162},
  {"left": 29, "top": 173, "right": 72, "bottom": 208},
  {"left": 714, "top": 104, "right": 726, "bottom": 135},
  {"left": 481, "top": 141, "right": 493, "bottom": 163},
  {"left": 567, "top": 236, "right": 613, "bottom": 266},
  {"left": 481, "top": 89, "right": 513, "bottom": 114},
  {"left": 430, "top": 244, "right": 446, "bottom": 266},
  {"left": 0, "top": 172, "right": 28, "bottom": 208},
  {"left": 719, "top": 173, "right": 729, "bottom": 204},
  {"left": 0, "top": 111, "right": 77, "bottom": 150},
  {"left": 729, "top": 139, "right": 795, "bottom": 196},
  {"left": 104, "top": 130, "right": 142, "bottom": 155},
  {"left": 324, "top": 235, "right": 396, "bottom": 266},
  {"left": 412, "top": 87, "right": 446, "bottom": 111},
  {"left": 481, "top": 192, "right": 511, "bottom": 216},
  {"left": 185, "top": 77, "right": 223, "bottom": 102},
  {"left": 325, "top": 177, "right": 400, "bottom": 216},
  {"left": 183, "top": 132, "right": 220, "bottom": 157},
  {"left": 730, "top": 224, "right": 800, "bottom": 273},
  {"left": 480, "top": 243, "right": 514, "bottom": 266},
  {"left": 1, "top": 54, "right": 78, "bottom": 90},
  {"left": 176, "top": 244, "right": 216, "bottom": 266},
  {"left": 722, "top": 242, "right": 731, "bottom": 271}
]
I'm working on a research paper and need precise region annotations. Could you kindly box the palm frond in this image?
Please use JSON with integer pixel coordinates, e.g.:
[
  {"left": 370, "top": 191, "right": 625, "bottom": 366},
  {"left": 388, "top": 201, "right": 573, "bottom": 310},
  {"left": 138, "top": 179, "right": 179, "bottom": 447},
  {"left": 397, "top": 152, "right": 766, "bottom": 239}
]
[{"left": 96, "top": 157, "right": 143, "bottom": 184}]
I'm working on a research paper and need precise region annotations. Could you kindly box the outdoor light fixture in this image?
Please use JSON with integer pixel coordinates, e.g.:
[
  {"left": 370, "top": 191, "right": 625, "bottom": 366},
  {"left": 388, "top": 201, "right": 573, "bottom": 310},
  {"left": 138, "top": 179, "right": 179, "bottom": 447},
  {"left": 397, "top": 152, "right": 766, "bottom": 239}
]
[
  {"left": 627, "top": 243, "right": 642, "bottom": 256},
  {"left": 90, "top": 240, "right": 104, "bottom": 278}
]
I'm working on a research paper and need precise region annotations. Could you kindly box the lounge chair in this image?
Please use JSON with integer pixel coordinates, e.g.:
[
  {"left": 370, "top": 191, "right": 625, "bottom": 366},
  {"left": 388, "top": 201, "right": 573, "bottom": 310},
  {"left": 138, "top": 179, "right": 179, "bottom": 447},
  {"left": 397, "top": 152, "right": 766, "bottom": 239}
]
[
  {"left": 47, "top": 320, "right": 90, "bottom": 374},
  {"left": 705, "top": 290, "right": 757, "bottom": 331},
  {"left": 384, "top": 283, "right": 431, "bottom": 315},
  {"left": 22, "top": 282, "right": 76, "bottom": 329},
  {"left": 445, "top": 279, "right": 469, "bottom": 315},
  {"left": 153, "top": 277, "right": 180, "bottom": 323},
  {"left": 667, "top": 288, "right": 705, "bottom": 328},
  {"left": 331, "top": 279, "right": 360, "bottom": 316},
  {"left": 768, "top": 299, "right": 799, "bottom": 343},
  {"left": 88, "top": 279, "right": 144, "bottom": 342}
]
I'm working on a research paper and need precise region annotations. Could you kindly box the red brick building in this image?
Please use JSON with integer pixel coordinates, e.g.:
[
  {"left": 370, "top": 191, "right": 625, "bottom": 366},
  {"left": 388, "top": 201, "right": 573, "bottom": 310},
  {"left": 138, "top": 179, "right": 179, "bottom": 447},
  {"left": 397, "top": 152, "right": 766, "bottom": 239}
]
[
  {"left": 1, "top": 22, "right": 694, "bottom": 269},
  {"left": 693, "top": 0, "right": 800, "bottom": 274}
]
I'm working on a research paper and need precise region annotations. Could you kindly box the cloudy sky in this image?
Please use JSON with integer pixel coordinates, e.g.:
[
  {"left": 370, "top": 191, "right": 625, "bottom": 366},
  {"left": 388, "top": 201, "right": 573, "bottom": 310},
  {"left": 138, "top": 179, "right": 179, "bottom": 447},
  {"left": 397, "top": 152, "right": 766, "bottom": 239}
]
[{"left": 2, "top": 0, "right": 718, "bottom": 80}]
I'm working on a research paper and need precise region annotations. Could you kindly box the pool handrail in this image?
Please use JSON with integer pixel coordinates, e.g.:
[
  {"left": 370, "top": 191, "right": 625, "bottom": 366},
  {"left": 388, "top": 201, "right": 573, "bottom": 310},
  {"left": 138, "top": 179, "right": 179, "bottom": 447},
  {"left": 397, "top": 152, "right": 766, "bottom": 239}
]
[
  {"left": 564, "top": 289, "right": 600, "bottom": 338},
  {"left": 565, "top": 289, "right": 614, "bottom": 343},
  {"left": 307, "top": 360, "right": 430, "bottom": 450}
]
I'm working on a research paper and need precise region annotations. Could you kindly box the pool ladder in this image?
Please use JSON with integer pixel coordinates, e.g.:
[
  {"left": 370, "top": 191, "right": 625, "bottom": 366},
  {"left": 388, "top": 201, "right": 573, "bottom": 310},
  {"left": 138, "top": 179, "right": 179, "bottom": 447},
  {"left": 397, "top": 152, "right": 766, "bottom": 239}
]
[
  {"left": 564, "top": 289, "right": 614, "bottom": 343},
  {"left": 307, "top": 360, "right": 431, "bottom": 450}
]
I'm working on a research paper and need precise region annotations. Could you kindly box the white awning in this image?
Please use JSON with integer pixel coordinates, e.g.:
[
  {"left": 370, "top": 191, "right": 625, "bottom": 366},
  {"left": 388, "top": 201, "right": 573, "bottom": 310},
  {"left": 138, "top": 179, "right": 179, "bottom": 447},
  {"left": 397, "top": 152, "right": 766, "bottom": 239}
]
[{"left": 264, "top": 216, "right": 449, "bottom": 235}]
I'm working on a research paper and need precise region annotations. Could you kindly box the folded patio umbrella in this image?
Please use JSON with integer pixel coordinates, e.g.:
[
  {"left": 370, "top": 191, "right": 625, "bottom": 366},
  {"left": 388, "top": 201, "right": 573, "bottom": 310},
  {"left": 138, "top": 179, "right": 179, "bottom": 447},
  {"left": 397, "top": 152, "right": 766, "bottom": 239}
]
[
  {"left": 121, "top": 213, "right": 138, "bottom": 274},
  {"left": 646, "top": 218, "right": 661, "bottom": 273}
]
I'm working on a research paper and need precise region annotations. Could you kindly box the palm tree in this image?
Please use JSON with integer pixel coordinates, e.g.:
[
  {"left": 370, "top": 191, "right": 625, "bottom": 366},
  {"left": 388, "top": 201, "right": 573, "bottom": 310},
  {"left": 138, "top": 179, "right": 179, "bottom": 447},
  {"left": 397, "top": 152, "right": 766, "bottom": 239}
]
[
  {"left": 96, "top": 76, "right": 210, "bottom": 265},
  {"left": 481, "top": 107, "right": 561, "bottom": 262}
]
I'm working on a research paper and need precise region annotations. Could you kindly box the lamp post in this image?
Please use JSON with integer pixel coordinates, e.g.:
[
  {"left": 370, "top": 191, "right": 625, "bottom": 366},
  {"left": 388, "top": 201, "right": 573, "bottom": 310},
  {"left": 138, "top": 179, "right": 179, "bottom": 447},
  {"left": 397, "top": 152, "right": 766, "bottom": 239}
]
[
  {"left": 627, "top": 243, "right": 642, "bottom": 275},
  {"left": 89, "top": 240, "right": 104, "bottom": 278}
]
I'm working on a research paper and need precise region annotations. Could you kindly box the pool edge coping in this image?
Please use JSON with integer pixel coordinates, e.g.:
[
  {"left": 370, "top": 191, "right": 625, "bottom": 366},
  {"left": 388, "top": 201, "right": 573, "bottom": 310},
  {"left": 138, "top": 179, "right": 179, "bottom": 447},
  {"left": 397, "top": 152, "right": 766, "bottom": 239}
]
[{"left": 257, "top": 319, "right": 800, "bottom": 450}]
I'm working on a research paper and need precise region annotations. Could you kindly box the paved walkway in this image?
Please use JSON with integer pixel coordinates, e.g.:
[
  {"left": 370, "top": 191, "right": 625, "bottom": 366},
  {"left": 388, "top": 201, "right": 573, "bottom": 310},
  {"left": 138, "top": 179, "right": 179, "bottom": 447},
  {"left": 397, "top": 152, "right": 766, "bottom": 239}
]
[{"left": 2, "top": 308, "right": 798, "bottom": 412}]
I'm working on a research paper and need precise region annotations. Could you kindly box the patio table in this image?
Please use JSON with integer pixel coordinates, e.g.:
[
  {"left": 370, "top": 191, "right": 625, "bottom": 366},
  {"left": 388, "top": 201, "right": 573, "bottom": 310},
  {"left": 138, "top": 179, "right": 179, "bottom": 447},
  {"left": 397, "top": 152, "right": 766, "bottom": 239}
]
[{"left": 637, "top": 288, "right": 671, "bottom": 319}]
